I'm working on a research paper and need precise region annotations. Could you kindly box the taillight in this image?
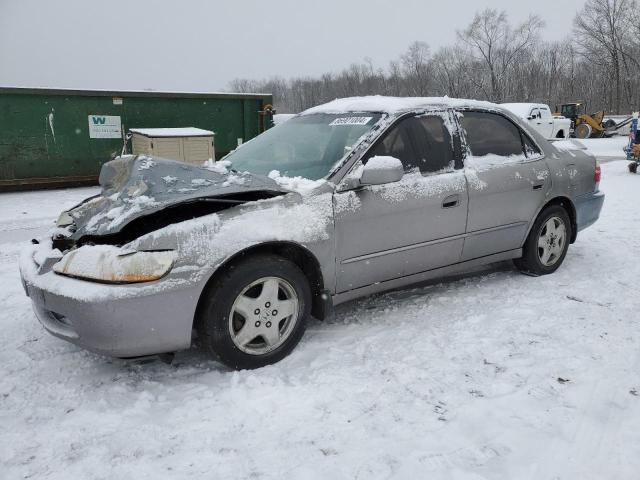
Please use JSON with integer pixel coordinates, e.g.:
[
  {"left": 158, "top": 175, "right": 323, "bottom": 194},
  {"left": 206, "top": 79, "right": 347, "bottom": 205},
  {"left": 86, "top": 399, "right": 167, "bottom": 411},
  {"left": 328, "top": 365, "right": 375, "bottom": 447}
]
[{"left": 594, "top": 160, "right": 601, "bottom": 187}]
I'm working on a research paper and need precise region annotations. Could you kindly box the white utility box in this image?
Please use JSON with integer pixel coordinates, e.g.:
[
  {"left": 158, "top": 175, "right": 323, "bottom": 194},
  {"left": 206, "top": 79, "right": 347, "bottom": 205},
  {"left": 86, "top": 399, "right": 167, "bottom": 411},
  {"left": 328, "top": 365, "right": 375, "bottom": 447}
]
[{"left": 130, "top": 127, "right": 215, "bottom": 163}]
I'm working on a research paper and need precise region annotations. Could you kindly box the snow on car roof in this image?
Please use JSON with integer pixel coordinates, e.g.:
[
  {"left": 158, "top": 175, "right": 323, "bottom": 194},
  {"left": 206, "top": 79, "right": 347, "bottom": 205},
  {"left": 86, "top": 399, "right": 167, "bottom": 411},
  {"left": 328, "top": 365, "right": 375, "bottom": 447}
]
[
  {"left": 302, "top": 95, "right": 499, "bottom": 115},
  {"left": 129, "top": 127, "right": 214, "bottom": 137}
]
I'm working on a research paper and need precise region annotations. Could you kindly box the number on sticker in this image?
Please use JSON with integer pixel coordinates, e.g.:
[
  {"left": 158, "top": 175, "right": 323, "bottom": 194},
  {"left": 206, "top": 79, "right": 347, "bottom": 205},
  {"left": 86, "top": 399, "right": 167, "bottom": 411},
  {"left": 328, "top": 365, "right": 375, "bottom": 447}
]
[{"left": 329, "top": 117, "right": 373, "bottom": 126}]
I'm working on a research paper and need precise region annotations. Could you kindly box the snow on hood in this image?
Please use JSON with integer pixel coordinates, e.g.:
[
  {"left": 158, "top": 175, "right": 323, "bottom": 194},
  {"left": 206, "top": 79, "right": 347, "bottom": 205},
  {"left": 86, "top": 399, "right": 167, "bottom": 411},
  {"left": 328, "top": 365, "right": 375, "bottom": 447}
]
[{"left": 64, "top": 155, "right": 287, "bottom": 239}]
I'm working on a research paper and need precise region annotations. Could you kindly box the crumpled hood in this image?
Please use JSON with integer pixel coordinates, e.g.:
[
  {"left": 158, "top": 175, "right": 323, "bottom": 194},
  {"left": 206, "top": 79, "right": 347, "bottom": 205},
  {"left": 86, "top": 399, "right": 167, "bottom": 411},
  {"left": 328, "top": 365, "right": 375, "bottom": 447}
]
[{"left": 62, "top": 155, "right": 287, "bottom": 240}]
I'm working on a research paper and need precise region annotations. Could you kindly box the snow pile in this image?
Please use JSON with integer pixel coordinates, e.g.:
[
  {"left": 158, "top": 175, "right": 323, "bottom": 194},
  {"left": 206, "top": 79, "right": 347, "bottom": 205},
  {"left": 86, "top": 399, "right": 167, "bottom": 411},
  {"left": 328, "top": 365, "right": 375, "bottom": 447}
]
[
  {"left": 268, "top": 170, "right": 326, "bottom": 194},
  {"left": 365, "top": 155, "right": 402, "bottom": 170},
  {"left": 222, "top": 174, "right": 247, "bottom": 188},
  {"left": 137, "top": 158, "right": 155, "bottom": 170},
  {"left": 190, "top": 178, "right": 212, "bottom": 187},
  {"left": 203, "top": 159, "right": 231, "bottom": 174}
]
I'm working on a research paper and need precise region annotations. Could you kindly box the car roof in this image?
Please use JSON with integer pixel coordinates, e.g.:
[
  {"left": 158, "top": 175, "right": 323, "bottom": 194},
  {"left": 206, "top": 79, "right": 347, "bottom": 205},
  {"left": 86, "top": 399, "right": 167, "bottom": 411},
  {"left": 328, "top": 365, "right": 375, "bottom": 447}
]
[{"left": 301, "top": 95, "right": 501, "bottom": 115}]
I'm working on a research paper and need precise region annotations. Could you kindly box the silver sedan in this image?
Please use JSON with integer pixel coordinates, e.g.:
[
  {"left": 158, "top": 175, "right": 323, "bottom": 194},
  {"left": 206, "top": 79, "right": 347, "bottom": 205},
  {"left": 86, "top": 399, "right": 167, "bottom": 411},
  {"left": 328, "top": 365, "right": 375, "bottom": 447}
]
[{"left": 20, "top": 97, "right": 605, "bottom": 369}]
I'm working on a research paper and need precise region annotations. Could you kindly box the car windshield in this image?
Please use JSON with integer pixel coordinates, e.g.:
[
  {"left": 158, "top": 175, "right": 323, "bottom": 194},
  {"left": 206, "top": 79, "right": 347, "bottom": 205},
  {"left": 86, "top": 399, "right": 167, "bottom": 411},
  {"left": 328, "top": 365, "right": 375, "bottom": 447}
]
[{"left": 225, "top": 113, "right": 382, "bottom": 180}]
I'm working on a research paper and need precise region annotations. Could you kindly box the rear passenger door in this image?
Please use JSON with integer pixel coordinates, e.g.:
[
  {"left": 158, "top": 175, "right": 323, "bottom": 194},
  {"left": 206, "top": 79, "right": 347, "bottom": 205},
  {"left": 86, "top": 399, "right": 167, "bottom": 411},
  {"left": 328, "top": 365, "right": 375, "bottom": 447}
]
[
  {"left": 458, "top": 110, "right": 550, "bottom": 261},
  {"left": 333, "top": 111, "right": 468, "bottom": 292}
]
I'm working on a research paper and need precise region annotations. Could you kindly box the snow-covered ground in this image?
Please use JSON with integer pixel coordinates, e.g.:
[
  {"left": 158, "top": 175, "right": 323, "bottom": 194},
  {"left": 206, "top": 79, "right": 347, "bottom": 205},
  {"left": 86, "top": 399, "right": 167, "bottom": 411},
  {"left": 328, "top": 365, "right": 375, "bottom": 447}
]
[
  {"left": 1, "top": 148, "right": 639, "bottom": 479},
  {"left": 577, "top": 136, "right": 629, "bottom": 159}
]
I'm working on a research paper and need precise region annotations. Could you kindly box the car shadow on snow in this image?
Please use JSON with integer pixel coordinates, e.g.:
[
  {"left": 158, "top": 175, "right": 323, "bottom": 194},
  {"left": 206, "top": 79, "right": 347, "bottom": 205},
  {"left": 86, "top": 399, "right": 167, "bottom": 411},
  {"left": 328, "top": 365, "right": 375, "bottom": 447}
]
[{"left": 329, "top": 260, "right": 517, "bottom": 325}]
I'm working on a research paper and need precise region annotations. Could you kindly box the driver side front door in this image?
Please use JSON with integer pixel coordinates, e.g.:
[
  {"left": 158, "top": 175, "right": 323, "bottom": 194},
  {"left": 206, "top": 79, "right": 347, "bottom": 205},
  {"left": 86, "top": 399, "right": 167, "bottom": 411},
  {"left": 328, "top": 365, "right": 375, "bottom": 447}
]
[{"left": 333, "top": 112, "right": 468, "bottom": 293}]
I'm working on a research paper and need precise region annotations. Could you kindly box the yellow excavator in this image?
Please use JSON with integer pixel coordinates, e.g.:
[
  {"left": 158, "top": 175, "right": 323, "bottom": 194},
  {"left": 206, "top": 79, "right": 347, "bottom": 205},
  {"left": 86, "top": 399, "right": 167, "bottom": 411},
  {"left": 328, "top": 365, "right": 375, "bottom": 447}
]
[{"left": 554, "top": 102, "right": 611, "bottom": 138}]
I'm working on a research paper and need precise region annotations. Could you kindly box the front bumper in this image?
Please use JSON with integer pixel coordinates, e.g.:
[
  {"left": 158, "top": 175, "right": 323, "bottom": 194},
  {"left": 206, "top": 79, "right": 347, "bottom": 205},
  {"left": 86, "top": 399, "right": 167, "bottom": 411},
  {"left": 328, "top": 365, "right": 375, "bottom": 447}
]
[
  {"left": 19, "top": 246, "right": 201, "bottom": 358},
  {"left": 574, "top": 189, "right": 605, "bottom": 232}
]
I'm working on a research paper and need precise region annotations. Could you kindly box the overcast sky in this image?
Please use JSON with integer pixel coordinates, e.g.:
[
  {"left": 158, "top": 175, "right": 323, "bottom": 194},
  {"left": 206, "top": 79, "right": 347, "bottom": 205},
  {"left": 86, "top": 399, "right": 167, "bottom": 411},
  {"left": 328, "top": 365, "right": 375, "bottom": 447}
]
[{"left": 0, "top": 0, "right": 587, "bottom": 93}]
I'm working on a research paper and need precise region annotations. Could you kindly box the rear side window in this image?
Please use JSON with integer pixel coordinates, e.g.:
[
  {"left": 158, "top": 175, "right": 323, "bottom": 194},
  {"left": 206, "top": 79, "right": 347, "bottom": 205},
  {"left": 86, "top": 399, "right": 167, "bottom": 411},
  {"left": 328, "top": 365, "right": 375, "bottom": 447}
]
[
  {"left": 460, "top": 111, "right": 524, "bottom": 157},
  {"left": 366, "top": 115, "right": 455, "bottom": 173}
]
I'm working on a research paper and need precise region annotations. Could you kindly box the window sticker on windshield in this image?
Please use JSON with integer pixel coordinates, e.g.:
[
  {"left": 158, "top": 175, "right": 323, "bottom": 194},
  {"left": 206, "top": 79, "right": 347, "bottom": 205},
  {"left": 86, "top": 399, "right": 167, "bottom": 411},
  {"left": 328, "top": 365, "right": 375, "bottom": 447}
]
[{"left": 329, "top": 116, "right": 373, "bottom": 126}]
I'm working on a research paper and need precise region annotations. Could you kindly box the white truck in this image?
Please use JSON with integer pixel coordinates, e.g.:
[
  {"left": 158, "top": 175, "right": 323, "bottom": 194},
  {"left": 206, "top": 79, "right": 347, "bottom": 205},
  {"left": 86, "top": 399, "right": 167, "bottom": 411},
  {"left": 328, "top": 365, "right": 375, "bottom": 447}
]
[{"left": 501, "top": 103, "right": 571, "bottom": 140}]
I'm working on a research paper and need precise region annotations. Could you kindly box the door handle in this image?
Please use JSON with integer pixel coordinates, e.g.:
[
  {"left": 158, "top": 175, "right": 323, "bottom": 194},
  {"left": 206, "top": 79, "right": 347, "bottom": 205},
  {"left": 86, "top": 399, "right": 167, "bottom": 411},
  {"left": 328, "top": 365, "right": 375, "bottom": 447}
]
[
  {"left": 532, "top": 183, "right": 544, "bottom": 190},
  {"left": 442, "top": 194, "right": 459, "bottom": 208}
]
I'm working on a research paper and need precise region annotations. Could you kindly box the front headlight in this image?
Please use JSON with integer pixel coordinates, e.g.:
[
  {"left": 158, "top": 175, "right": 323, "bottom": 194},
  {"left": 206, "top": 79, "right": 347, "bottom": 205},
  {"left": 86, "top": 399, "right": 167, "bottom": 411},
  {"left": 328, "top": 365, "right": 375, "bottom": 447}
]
[{"left": 53, "top": 245, "right": 176, "bottom": 284}]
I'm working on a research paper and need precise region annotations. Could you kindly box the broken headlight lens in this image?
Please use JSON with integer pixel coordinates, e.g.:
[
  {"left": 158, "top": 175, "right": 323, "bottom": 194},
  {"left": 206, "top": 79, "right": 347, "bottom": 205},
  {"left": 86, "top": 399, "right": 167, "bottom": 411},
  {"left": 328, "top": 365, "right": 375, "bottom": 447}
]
[{"left": 52, "top": 246, "right": 176, "bottom": 284}]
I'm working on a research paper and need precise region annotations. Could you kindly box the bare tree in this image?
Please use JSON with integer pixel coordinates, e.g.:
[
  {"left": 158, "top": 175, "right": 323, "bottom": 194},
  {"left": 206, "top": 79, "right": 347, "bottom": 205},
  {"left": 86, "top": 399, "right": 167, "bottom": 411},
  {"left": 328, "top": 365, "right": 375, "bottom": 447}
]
[
  {"left": 400, "top": 41, "right": 432, "bottom": 96},
  {"left": 574, "top": 0, "right": 636, "bottom": 113},
  {"left": 457, "top": 9, "right": 544, "bottom": 102},
  {"left": 227, "top": 5, "right": 640, "bottom": 114}
]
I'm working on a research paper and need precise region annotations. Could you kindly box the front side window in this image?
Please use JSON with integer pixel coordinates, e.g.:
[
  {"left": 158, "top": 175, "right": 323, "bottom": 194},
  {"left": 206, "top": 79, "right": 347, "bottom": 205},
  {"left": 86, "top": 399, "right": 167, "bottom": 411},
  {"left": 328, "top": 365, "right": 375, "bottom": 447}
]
[
  {"left": 414, "top": 115, "right": 455, "bottom": 172},
  {"left": 226, "top": 113, "right": 382, "bottom": 180},
  {"left": 522, "top": 132, "right": 542, "bottom": 158},
  {"left": 365, "top": 114, "right": 455, "bottom": 174}
]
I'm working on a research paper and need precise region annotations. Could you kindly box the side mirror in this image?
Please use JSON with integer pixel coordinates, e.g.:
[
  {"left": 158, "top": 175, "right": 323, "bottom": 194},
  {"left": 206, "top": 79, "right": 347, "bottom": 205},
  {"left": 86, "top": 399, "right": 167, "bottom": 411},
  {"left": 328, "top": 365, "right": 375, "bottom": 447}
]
[{"left": 359, "top": 156, "right": 404, "bottom": 186}]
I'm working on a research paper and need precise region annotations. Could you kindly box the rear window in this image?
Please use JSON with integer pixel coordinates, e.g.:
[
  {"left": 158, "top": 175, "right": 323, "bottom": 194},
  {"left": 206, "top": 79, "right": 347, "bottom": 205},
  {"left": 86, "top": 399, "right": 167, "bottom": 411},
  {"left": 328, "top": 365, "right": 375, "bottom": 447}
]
[{"left": 460, "top": 111, "right": 524, "bottom": 157}]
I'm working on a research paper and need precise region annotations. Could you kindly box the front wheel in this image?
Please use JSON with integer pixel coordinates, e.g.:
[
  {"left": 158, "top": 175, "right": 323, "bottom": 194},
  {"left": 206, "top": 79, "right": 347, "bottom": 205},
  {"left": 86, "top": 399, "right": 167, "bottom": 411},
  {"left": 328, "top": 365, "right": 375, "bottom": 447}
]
[
  {"left": 197, "top": 254, "right": 311, "bottom": 369},
  {"left": 515, "top": 205, "right": 572, "bottom": 275},
  {"left": 575, "top": 123, "right": 592, "bottom": 139}
]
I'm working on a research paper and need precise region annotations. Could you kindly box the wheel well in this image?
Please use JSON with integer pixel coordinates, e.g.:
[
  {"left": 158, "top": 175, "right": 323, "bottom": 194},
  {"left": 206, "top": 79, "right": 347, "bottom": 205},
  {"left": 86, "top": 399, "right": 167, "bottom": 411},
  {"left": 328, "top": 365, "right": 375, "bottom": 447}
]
[
  {"left": 195, "top": 242, "right": 328, "bottom": 326},
  {"left": 556, "top": 130, "right": 565, "bottom": 138},
  {"left": 542, "top": 197, "right": 577, "bottom": 243}
]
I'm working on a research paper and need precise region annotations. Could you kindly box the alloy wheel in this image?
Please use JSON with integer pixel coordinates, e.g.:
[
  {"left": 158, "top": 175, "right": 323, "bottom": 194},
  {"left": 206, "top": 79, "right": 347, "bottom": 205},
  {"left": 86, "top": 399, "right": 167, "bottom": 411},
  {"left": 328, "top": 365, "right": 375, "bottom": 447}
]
[
  {"left": 537, "top": 216, "right": 567, "bottom": 267},
  {"left": 228, "top": 276, "right": 299, "bottom": 355}
]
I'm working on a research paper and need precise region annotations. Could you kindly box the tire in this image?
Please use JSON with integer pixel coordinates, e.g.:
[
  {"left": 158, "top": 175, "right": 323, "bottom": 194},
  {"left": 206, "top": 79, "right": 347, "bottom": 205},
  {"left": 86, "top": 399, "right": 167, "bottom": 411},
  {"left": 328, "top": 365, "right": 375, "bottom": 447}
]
[
  {"left": 514, "top": 205, "right": 572, "bottom": 276},
  {"left": 197, "top": 254, "right": 311, "bottom": 370},
  {"left": 575, "top": 123, "right": 592, "bottom": 139},
  {"left": 630, "top": 162, "right": 638, "bottom": 174}
]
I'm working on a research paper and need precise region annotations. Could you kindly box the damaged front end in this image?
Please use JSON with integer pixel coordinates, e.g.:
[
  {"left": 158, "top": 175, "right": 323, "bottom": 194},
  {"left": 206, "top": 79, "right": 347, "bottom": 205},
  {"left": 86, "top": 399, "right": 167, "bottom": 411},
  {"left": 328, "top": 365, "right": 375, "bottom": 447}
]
[{"left": 52, "top": 155, "right": 288, "bottom": 252}]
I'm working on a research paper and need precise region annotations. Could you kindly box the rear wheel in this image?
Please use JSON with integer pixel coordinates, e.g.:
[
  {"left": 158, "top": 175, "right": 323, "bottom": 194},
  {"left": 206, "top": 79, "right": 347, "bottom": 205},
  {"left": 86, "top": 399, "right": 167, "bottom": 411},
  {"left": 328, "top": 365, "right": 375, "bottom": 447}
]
[
  {"left": 197, "top": 254, "right": 311, "bottom": 369},
  {"left": 515, "top": 205, "right": 572, "bottom": 275}
]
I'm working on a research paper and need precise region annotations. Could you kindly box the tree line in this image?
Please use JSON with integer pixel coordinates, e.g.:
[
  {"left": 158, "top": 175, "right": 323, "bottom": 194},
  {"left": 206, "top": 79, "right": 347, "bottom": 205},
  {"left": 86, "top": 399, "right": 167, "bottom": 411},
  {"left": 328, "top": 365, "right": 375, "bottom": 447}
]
[{"left": 229, "top": 0, "right": 640, "bottom": 115}]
